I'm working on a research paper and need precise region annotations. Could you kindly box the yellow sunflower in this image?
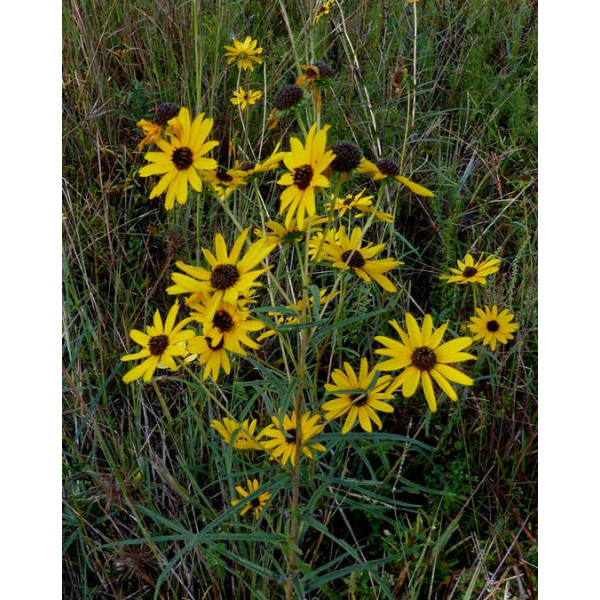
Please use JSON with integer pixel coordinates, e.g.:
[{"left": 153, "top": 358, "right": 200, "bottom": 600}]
[
  {"left": 189, "top": 299, "right": 264, "bottom": 353},
  {"left": 277, "top": 123, "right": 336, "bottom": 229},
  {"left": 375, "top": 314, "right": 476, "bottom": 413},
  {"left": 323, "top": 358, "right": 395, "bottom": 434},
  {"left": 230, "top": 88, "right": 263, "bottom": 110},
  {"left": 187, "top": 334, "right": 231, "bottom": 381},
  {"left": 257, "top": 288, "right": 338, "bottom": 340},
  {"left": 139, "top": 107, "right": 219, "bottom": 209},
  {"left": 231, "top": 479, "right": 271, "bottom": 518},
  {"left": 224, "top": 36, "right": 263, "bottom": 71},
  {"left": 121, "top": 302, "right": 196, "bottom": 383},
  {"left": 357, "top": 157, "right": 433, "bottom": 197},
  {"left": 320, "top": 226, "right": 402, "bottom": 292},
  {"left": 468, "top": 305, "right": 518, "bottom": 351},
  {"left": 440, "top": 253, "right": 501, "bottom": 285},
  {"left": 315, "top": 0, "right": 335, "bottom": 23},
  {"left": 260, "top": 412, "right": 326, "bottom": 467},
  {"left": 324, "top": 189, "right": 394, "bottom": 222},
  {"left": 166, "top": 228, "right": 273, "bottom": 320},
  {"left": 198, "top": 167, "right": 248, "bottom": 200},
  {"left": 210, "top": 417, "right": 265, "bottom": 450},
  {"left": 254, "top": 216, "right": 329, "bottom": 246},
  {"left": 295, "top": 63, "right": 333, "bottom": 111}
]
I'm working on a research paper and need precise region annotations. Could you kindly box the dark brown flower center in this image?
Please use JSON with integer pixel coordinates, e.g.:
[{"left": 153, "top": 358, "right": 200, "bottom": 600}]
[
  {"left": 284, "top": 428, "right": 297, "bottom": 443},
  {"left": 486, "top": 320, "right": 500, "bottom": 332},
  {"left": 250, "top": 497, "right": 261, "bottom": 508},
  {"left": 330, "top": 141, "right": 362, "bottom": 172},
  {"left": 172, "top": 147, "right": 194, "bottom": 170},
  {"left": 354, "top": 394, "right": 368, "bottom": 407},
  {"left": 216, "top": 168, "right": 233, "bottom": 183},
  {"left": 293, "top": 165, "right": 314, "bottom": 190},
  {"left": 343, "top": 196, "right": 354, "bottom": 206},
  {"left": 213, "top": 310, "right": 235, "bottom": 332},
  {"left": 376, "top": 158, "right": 400, "bottom": 177},
  {"left": 462, "top": 266, "right": 478, "bottom": 278},
  {"left": 210, "top": 264, "right": 240, "bottom": 290},
  {"left": 411, "top": 346, "right": 437, "bottom": 371},
  {"left": 148, "top": 334, "right": 169, "bottom": 356},
  {"left": 205, "top": 336, "right": 225, "bottom": 351},
  {"left": 341, "top": 249, "right": 366, "bottom": 269}
]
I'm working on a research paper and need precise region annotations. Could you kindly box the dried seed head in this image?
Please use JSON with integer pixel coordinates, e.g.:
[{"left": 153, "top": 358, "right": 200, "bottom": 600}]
[
  {"left": 273, "top": 85, "right": 304, "bottom": 110},
  {"left": 376, "top": 158, "right": 400, "bottom": 177},
  {"left": 154, "top": 103, "right": 180, "bottom": 126},
  {"left": 330, "top": 141, "right": 362, "bottom": 172}
]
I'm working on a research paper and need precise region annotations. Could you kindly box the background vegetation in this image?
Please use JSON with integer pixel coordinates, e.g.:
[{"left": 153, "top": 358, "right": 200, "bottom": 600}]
[{"left": 62, "top": 0, "right": 537, "bottom": 597}]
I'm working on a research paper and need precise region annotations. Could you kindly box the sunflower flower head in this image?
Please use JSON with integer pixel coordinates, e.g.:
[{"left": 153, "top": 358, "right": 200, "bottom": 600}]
[
  {"left": 468, "top": 305, "right": 518, "bottom": 351},
  {"left": 211, "top": 417, "right": 265, "bottom": 450},
  {"left": 323, "top": 358, "right": 395, "bottom": 434},
  {"left": 230, "top": 88, "right": 263, "bottom": 110},
  {"left": 440, "top": 253, "right": 501, "bottom": 286},
  {"left": 139, "top": 107, "right": 219, "bottom": 209},
  {"left": 224, "top": 36, "right": 263, "bottom": 71},
  {"left": 357, "top": 157, "right": 433, "bottom": 197},
  {"left": 325, "top": 189, "right": 374, "bottom": 218},
  {"left": 166, "top": 228, "right": 273, "bottom": 320},
  {"left": 187, "top": 333, "right": 230, "bottom": 381},
  {"left": 121, "top": 302, "right": 196, "bottom": 383},
  {"left": 296, "top": 63, "right": 334, "bottom": 111},
  {"left": 231, "top": 479, "right": 271, "bottom": 518},
  {"left": 277, "top": 123, "right": 335, "bottom": 229},
  {"left": 254, "top": 215, "right": 329, "bottom": 246},
  {"left": 319, "top": 226, "right": 403, "bottom": 292},
  {"left": 260, "top": 412, "right": 326, "bottom": 467},
  {"left": 189, "top": 298, "right": 264, "bottom": 354},
  {"left": 375, "top": 314, "right": 476, "bottom": 413},
  {"left": 315, "top": 0, "right": 335, "bottom": 23},
  {"left": 198, "top": 166, "right": 248, "bottom": 201}
]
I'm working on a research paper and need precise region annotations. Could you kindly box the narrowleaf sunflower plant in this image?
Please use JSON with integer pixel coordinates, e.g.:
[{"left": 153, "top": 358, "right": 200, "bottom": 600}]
[{"left": 118, "top": 35, "right": 518, "bottom": 586}]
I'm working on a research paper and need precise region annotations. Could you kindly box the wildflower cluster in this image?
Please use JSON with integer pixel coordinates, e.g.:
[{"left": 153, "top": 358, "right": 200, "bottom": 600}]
[{"left": 121, "top": 32, "right": 519, "bottom": 531}]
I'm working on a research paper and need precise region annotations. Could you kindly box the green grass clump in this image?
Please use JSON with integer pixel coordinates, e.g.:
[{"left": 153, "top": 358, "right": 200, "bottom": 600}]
[{"left": 63, "top": 1, "right": 537, "bottom": 598}]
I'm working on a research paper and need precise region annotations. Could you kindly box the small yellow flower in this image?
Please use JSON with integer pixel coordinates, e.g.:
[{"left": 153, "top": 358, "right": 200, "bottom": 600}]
[
  {"left": 468, "top": 305, "right": 518, "bottom": 351},
  {"left": 375, "top": 314, "right": 476, "bottom": 413},
  {"left": 323, "top": 358, "right": 395, "bottom": 434},
  {"left": 260, "top": 412, "right": 326, "bottom": 467},
  {"left": 254, "top": 216, "right": 329, "bottom": 246},
  {"left": 319, "top": 226, "right": 403, "bottom": 292},
  {"left": 230, "top": 88, "right": 263, "bottom": 110},
  {"left": 198, "top": 167, "right": 248, "bottom": 200},
  {"left": 167, "top": 229, "right": 273, "bottom": 320},
  {"left": 277, "top": 123, "right": 336, "bottom": 229},
  {"left": 440, "top": 253, "right": 501, "bottom": 285},
  {"left": 211, "top": 418, "right": 266, "bottom": 450},
  {"left": 139, "top": 107, "right": 218, "bottom": 209},
  {"left": 121, "top": 302, "right": 196, "bottom": 383},
  {"left": 357, "top": 157, "right": 433, "bottom": 196},
  {"left": 315, "top": 0, "right": 335, "bottom": 23},
  {"left": 187, "top": 334, "right": 231, "bottom": 381},
  {"left": 224, "top": 36, "right": 263, "bottom": 71},
  {"left": 189, "top": 299, "right": 264, "bottom": 353},
  {"left": 231, "top": 479, "right": 271, "bottom": 518},
  {"left": 257, "top": 288, "right": 338, "bottom": 340}
]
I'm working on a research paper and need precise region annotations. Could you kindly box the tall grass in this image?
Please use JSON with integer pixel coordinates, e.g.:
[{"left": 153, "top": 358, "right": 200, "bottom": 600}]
[{"left": 63, "top": 0, "right": 537, "bottom": 597}]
